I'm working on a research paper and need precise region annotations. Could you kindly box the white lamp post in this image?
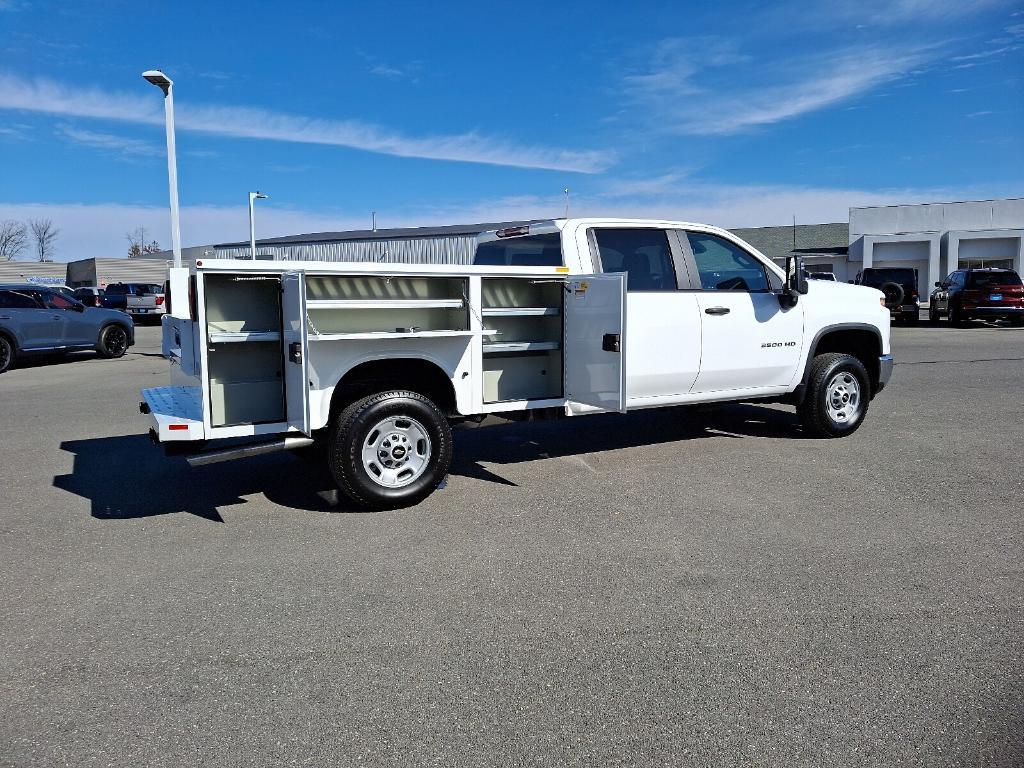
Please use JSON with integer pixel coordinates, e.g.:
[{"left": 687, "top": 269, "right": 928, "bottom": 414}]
[
  {"left": 249, "top": 191, "right": 268, "bottom": 259},
  {"left": 142, "top": 70, "right": 181, "bottom": 269}
]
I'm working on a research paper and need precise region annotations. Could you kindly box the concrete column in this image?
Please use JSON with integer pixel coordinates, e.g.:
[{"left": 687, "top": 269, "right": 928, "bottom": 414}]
[{"left": 927, "top": 237, "right": 941, "bottom": 305}]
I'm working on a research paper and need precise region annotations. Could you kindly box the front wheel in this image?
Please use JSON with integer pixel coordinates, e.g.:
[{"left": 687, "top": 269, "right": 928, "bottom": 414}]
[
  {"left": 329, "top": 390, "right": 452, "bottom": 510},
  {"left": 97, "top": 324, "right": 129, "bottom": 358},
  {"left": 797, "top": 353, "right": 870, "bottom": 438}
]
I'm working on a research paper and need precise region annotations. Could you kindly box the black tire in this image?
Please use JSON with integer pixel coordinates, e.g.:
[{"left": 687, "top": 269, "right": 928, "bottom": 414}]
[
  {"left": 97, "top": 324, "right": 129, "bottom": 358},
  {"left": 928, "top": 305, "right": 940, "bottom": 324},
  {"left": 329, "top": 390, "right": 452, "bottom": 510},
  {"left": 797, "top": 353, "right": 871, "bottom": 438},
  {"left": 948, "top": 304, "right": 964, "bottom": 328},
  {"left": 902, "top": 312, "right": 919, "bottom": 325},
  {"left": 879, "top": 281, "right": 904, "bottom": 308},
  {"left": 0, "top": 335, "right": 14, "bottom": 374}
]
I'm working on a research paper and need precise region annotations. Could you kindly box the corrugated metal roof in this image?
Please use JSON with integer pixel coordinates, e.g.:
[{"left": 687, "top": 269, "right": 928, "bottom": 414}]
[{"left": 216, "top": 220, "right": 543, "bottom": 248}]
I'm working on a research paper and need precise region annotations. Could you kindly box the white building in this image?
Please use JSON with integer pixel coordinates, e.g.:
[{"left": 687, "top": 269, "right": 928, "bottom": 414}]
[{"left": 849, "top": 198, "right": 1024, "bottom": 304}]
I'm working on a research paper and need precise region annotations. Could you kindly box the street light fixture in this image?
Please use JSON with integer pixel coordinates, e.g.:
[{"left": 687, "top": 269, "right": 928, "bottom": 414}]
[
  {"left": 141, "top": 70, "right": 181, "bottom": 269},
  {"left": 249, "top": 191, "right": 269, "bottom": 259}
]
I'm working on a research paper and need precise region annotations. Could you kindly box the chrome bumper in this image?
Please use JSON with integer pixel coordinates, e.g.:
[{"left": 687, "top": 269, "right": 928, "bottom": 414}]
[{"left": 877, "top": 354, "right": 894, "bottom": 393}]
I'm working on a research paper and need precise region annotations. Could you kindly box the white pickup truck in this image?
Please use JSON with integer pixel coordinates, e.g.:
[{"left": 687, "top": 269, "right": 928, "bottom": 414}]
[{"left": 143, "top": 218, "right": 893, "bottom": 509}]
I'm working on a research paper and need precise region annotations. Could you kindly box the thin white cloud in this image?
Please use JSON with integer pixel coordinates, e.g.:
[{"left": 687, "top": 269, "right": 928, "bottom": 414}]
[
  {"left": 56, "top": 125, "right": 162, "bottom": 157},
  {"left": 621, "top": 41, "right": 932, "bottom": 135},
  {"left": 0, "top": 72, "right": 614, "bottom": 173}
]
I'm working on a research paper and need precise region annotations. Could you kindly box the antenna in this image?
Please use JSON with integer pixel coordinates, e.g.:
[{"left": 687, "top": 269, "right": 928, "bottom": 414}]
[
  {"left": 563, "top": 188, "right": 570, "bottom": 219},
  {"left": 372, "top": 211, "right": 377, "bottom": 232}
]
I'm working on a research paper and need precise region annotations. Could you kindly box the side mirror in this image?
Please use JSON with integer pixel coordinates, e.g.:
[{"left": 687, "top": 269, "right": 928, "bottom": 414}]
[
  {"left": 934, "top": 282, "right": 942, "bottom": 288},
  {"left": 781, "top": 255, "right": 808, "bottom": 306},
  {"left": 71, "top": 302, "right": 85, "bottom": 312}
]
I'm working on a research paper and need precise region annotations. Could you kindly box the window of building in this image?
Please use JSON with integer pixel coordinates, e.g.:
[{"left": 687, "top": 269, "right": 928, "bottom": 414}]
[{"left": 593, "top": 228, "right": 677, "bottom": 291}]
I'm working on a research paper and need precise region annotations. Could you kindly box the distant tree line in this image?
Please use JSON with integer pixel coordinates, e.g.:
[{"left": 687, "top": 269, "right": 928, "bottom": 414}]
[
  {"left": 0, "top": 220, "right": 162, "bottom": 261},
  {"left": 0, "top": 219, "right": 59, "bottom": 262}
]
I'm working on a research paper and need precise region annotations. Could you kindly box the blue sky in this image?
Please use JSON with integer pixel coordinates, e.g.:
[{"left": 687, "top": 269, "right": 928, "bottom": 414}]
[{"left": 0, "top": 0, "right": 1022, "bottom": 261}]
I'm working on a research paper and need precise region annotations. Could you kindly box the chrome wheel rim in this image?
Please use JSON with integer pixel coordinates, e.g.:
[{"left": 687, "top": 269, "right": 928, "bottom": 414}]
[
  {"left": 825, "top": 371, "right": 862, "bottom": 425},
  {"left": 360, "top": 416, "right": 432, "bottom": 489},
  {"left": 0, "top": 339, "right": 10, "bottom": 370},
  {"left": 106, "top": 327, "right": 127, "bottom": 355}
]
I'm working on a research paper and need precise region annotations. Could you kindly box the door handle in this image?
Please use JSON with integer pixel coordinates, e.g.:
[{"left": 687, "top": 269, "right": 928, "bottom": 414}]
[
  {"left": 0, "top": 315, "right": 10, "bottom": 320},
  {"left": 602, "top": 333, "right": 620, "bottom": 352},
  {"left": 288, "top": 341, "right": 303, "bottom": 364},
  {"left": 704, "top": 306, "right": 730, "bottom": 315}
]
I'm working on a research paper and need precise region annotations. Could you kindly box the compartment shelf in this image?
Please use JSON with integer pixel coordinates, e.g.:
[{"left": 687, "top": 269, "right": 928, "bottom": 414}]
[
  {"left": 208, "top": 330, "right": 281, "bottom": 343},
  {"left": 306, "top": 298, "right": 464, "bottom": 310},
  {"left": 483, "top": 340, "right": 561, "bottom": 353},
  {"left": 481, "top": 306, "right": 560, "bottom": 317},
  {"left": 310, "top": 329, "right": 495, "bottom": 341}
]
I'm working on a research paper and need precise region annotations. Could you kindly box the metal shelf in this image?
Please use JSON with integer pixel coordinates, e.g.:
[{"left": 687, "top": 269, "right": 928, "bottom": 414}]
[
  {"left": 306, "top": 298, "right": 464, "bottom": 310},
  {"left": 482, "top": 340, "right": 561, "bottom": 353},
  {"left": 310, "top": 329, "right": 495, "bottom": 342},
  {"left": 481, "top": 306, "right": 560, "bottom": 317},
  {"left": 208, "top": 330, "right": 281, "bottom": 343}
]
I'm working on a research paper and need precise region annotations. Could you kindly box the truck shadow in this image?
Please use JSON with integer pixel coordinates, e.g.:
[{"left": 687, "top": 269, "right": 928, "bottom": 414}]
[
  {"left": 449, "top": 402, "right": 803, "bottom": 485},
  {"left": 53, "top": 434, "right": 357, "bottom": 522},
  {"left": 53, "top": 403, "right": 801, "bottom": 521}
]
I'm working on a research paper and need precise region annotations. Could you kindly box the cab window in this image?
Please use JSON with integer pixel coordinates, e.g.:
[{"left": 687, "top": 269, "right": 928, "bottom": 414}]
[
  {"left": 594, "top": 228, "right": 677, "bottom": 291},
  {"left": 687, "top": 232, "right": 770, "bottom": 292}
]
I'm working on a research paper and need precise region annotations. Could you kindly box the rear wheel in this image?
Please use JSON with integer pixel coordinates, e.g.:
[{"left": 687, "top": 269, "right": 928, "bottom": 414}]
[
  {"left": 329, "top": 390, "right": 452, "bottom": 510},
  {"left": 0, "top": 335, "right": 14, "bottom": 374},
  {"left": 97, "top": 324, "right": 129, "bottom": 358},
  {"left": 797, "top": 353, "right": 870, "bottom": 438}
]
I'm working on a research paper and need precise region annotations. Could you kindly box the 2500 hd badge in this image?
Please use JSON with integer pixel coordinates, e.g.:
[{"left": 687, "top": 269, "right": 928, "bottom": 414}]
[{"left": 762, "top": 341, "right": 798, "bottom": 348}]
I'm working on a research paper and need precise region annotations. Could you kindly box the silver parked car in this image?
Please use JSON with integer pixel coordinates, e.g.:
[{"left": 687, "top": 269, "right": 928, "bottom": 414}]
[{"left": 0, "top": 284, "right": 135, "bottom": 374}]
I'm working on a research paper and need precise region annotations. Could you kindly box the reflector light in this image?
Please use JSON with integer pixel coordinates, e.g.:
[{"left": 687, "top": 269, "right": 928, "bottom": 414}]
[{"left": 168, "top": 424, "right": 188, "bottom": 431}]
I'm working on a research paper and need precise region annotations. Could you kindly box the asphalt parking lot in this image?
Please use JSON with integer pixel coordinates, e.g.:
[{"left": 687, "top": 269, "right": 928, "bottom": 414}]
[{"left": 1, "top": 322, "right": 1022, "bottom": 767}]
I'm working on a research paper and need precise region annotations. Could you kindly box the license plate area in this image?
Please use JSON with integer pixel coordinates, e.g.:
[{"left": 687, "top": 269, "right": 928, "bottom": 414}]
[{"left": 989, "top": 294, "right": 1003, "bottom": 302}]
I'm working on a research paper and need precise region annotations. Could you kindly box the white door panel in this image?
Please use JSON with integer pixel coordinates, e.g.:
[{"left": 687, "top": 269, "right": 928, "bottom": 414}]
[
  {"left": 624, "top": 292, "right": 701, "bottom": 400},
  {"left": 564, "top": 274, "right": 626, "bottom": 414},
  {"left": 692, "top": 292, "right": 803, "bottom": 392},
  {"left": 282, "top": 271, "right": 310, "bottom": 434}
]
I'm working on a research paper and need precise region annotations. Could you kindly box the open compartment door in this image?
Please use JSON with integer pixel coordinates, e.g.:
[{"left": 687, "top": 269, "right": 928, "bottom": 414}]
[
  {"left": 282, "top": 271, "right": 310, "bottom": 434},
  {"left": 564, "top": 273, "right": 626, "bottom": 414}
]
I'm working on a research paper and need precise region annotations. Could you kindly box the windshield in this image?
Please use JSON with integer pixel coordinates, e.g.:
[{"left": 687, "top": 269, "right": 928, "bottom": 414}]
[
  {"left": 131, "top": 283, "right": 163, "bottom": 294},
  {"left": 967, "top": 271, "right": 1022, "bottom": 288},
  {"left": 473, "top": 233, "right": 562, "bottom": 266}
]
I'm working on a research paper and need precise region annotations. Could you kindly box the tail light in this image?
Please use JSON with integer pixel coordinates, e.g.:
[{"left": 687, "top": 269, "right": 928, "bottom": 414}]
[{"left": 155, "top": 295, "right": 164, "bottom": 306}]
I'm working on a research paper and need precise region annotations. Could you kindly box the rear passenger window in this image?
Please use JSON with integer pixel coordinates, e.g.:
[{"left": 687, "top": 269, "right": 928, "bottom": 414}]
[
  {"left": 0, "top": 290, "right": 40, "bottom": 309},
  {"left": 594, "top": 229, "right": 677, "bottom": 291},
  {"left": 687, "top": 232, "right": 770, "bottom": 292}
]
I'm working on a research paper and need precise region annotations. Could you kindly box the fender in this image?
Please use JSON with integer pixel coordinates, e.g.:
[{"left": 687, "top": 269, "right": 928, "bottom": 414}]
[{"left": 793, "top": 322, "right": 884, "bottom": 402}]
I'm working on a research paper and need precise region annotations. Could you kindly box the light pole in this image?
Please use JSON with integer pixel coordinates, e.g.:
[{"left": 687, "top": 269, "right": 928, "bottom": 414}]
[
  {"left": 249, "top": 191, "right": 268, "bottom": 259},
  {"left": 142, "top": 70, "right": 181, "bottom": 269}
]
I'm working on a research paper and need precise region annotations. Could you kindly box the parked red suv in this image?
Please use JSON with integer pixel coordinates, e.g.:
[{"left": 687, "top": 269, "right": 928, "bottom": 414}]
[{"left": 929, "top": 268, "right": 1024, "bottom": 326}]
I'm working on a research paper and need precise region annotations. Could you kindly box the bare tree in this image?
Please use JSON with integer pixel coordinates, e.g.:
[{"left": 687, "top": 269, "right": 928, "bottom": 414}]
[
  {"left": 28, "top": 218, "right": 58, "bottom": 262},
  {"left": 126, "top": 226, "right": 161, "bottom": 258},
  {"left": 0, "top": 220, "right": 28, "bottom": 261}
]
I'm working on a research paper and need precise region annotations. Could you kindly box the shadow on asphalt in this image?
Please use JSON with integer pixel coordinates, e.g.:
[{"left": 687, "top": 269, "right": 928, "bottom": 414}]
[{"left": 53, "top": 403, "right": 803, "bottom": 522}]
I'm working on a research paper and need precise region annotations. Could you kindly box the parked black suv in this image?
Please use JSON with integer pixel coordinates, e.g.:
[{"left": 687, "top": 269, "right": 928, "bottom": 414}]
[
  {"left": 928, "top": 268, "right": 1023, "bottom": 326},
  {"left": 855, "top": 268, "right": 919, "bottom": 324}
]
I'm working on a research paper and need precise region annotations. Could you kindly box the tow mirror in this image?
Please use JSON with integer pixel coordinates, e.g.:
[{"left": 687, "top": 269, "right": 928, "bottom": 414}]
[{"left": 781, "top": 255, "right": 808, "bottom": 307}]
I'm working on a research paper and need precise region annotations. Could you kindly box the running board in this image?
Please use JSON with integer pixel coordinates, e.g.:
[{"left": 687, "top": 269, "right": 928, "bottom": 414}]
[{"left": 186, "top": 436, "right": 314, "bottom": 467}]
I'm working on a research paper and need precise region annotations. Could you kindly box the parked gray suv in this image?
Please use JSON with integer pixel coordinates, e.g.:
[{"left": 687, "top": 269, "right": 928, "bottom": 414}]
[{"left": 0, "top": 284, "right": 135, "bottom": 374}]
